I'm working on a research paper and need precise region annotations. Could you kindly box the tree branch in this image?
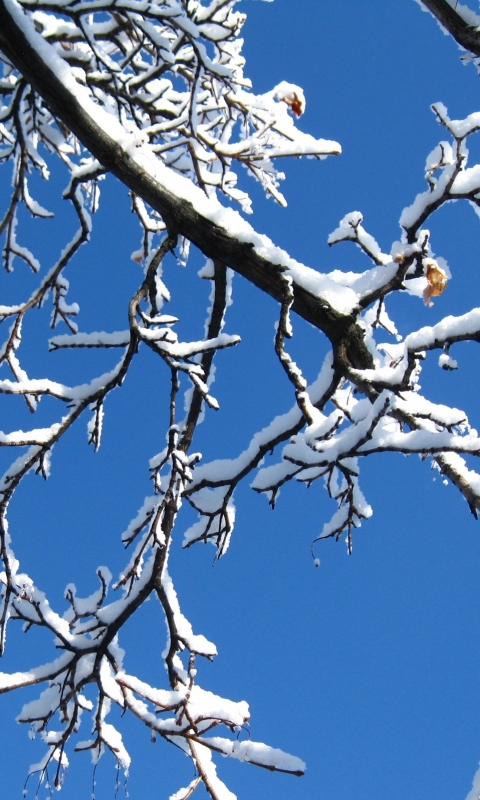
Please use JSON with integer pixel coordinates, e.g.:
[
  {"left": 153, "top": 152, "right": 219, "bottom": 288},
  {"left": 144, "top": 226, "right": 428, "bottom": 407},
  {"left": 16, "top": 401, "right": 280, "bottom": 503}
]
[
  {"left": 419, "top": 0, "right": 480, "bottom": 56},
  {"left": 0, "top": 0, "right": 373, "bottom": 370}
]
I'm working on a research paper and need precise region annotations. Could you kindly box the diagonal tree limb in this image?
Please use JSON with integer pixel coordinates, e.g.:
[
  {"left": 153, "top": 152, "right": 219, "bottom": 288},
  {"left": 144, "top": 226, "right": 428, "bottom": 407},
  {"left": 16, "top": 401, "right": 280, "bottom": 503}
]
[
  {"left": 0, "top": 0, "right": 373, "bottom": 371},
  {"left": 418, "top": 0, "right": 480, "bottom": 56}
]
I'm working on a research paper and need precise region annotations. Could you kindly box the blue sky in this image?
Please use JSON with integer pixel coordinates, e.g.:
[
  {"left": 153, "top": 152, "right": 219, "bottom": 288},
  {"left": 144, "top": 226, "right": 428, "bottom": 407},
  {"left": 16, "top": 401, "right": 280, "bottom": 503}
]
[{"left": 2, "top": 1, "right": 480, "bottom": 799}]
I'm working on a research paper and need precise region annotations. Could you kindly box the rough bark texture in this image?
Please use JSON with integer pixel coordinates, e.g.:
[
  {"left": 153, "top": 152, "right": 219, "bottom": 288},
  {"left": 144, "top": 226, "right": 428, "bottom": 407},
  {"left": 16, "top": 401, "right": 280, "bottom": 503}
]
[{"left": 420, "top": 0, "right": 480, "bottom": 56}]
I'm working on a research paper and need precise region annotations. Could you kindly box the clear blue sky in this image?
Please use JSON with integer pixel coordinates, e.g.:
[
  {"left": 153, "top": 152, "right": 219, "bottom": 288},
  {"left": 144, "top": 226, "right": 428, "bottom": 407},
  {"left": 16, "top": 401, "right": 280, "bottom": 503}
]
[{"left": 2, "top": 2, "right": 480, "bottom": 799}]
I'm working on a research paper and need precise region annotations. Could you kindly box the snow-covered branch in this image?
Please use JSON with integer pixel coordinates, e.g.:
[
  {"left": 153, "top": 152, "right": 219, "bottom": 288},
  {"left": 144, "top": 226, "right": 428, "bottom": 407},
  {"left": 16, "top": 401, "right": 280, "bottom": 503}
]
[{"left": 2, "top": 0, "right": 480, "bottom": 796}]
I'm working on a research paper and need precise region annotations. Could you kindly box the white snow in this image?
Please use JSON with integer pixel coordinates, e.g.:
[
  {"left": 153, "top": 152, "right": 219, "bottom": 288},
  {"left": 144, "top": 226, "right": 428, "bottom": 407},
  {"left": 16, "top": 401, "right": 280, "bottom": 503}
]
[
  {"left": 50, "top": 331, "right": 130, "bottom": 348},
  {"left": 0, "top": 652, "right": 72, "bottom": 692},
  {"left": 201, "top": 736, "right": 305, "bottom": 773}
]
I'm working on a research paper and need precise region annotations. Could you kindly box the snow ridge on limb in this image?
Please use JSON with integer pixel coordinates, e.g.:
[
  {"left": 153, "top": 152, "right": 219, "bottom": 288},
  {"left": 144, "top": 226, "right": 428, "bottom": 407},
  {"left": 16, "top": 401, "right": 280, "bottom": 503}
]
[{"left": 0, "top": 0, "right": 379, "bottom": 375}]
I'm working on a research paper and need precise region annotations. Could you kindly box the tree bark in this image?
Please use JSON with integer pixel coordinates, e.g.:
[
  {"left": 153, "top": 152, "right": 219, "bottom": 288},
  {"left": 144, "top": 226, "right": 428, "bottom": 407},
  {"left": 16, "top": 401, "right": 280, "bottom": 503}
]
[{"left": 419, "top": 0, "right": 480, "bottom": 56}]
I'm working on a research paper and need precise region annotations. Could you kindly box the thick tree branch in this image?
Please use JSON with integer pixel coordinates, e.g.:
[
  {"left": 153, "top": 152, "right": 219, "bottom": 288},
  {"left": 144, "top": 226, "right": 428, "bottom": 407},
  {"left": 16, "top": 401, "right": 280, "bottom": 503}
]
[
  {"left": 0, "top": 0, "right": 373, "bottom": 371},
  {"left": 419, "top": 0, "right": 480, "bottom": 56}
]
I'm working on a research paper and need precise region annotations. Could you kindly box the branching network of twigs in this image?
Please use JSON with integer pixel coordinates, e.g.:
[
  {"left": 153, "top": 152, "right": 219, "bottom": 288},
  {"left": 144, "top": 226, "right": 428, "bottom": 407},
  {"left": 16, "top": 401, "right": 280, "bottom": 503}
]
[{"left": 0, "top": 0, "right": 480, "bottom": 797}]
